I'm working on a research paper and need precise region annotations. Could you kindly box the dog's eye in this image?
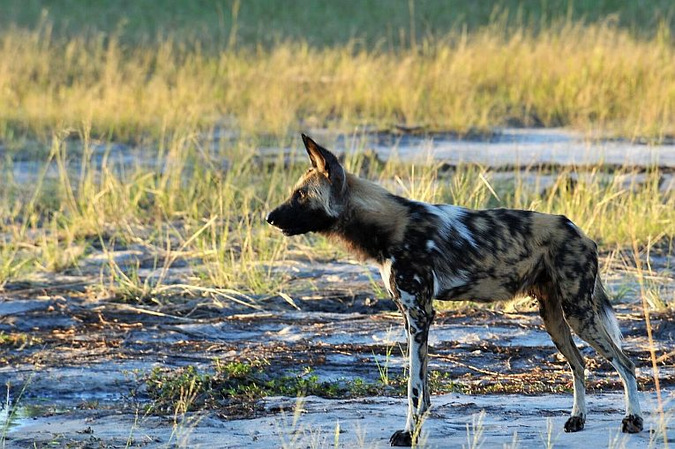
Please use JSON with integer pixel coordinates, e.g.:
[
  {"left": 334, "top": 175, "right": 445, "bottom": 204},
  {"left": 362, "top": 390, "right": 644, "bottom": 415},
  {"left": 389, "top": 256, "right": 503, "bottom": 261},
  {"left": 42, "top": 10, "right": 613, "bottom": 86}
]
[{"left": 295, "top": 190, "right": 307, "bottom": 201}]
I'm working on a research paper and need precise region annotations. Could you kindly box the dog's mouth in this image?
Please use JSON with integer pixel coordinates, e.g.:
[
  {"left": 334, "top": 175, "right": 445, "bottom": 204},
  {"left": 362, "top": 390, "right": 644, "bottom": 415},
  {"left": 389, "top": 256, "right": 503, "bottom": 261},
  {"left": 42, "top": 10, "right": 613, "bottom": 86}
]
[
  {"left": 267, "top": 223, "right": 303, "bottom": 236},
  {"left": 280, "top": 227, "right": 304, "bottom": 236}
]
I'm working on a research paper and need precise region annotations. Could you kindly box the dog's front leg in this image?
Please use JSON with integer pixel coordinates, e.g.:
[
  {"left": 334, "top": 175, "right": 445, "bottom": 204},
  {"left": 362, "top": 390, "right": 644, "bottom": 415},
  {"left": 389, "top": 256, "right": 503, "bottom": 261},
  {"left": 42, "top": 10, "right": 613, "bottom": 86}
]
[{"left": 390, "top": 292, "right": 435, "bottom": 447}]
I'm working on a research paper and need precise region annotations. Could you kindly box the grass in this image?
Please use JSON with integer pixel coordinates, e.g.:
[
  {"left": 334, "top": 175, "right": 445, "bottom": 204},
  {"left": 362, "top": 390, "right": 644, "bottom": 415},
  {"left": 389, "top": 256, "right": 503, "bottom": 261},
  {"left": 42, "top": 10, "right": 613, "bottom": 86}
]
[
  {"left": 0, "top": 6, "right": 672, "bottom": 297},
  {"left": 465, "top": 411, "right": 486, "bottom": 449},
  {"left": 1, "top": 5, "right": 675, "bottom": 139},
  {"left": 2, "top": 1, "right": 675, "bottom": 48},
  {"left": 0, "top": 379, "right": 31, "bottom": 449},
  {"left": 0, "top": 234, "right": 32, "bottom": 289},
  {"left": 632, "top": 237, "right": 671, "bottom": 449},
  {"left": 0, "top": 129, "right": 673, "bottom": 302},
  {"left": 0, "top": 332, "right": 42, "bottom": 350},
  {"left": 144, "top": 359, "right": 388, "bottom": 417},
  {"left": 139, "top": 357, "right": 671, "bottom": 448}
]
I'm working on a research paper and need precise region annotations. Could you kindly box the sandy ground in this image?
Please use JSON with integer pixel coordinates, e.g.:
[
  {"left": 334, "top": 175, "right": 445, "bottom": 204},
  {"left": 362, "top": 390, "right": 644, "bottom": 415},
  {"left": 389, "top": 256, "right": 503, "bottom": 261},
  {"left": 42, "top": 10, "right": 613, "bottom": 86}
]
[{"left": 6, "top": 392, "right": 673, "bottom": 448}]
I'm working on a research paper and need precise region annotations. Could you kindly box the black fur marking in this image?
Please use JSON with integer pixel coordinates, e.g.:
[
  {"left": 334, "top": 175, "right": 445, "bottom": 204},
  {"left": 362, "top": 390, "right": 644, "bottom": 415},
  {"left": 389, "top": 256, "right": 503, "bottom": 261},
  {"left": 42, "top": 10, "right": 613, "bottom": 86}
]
[
  {"left": 389, "top": 263, "right": 434, "bottom": 300},
  {"left": 413, "top": 331, "right": 428, "bottom": 344},
  {"left": 266, "top": 200, "right": 336, "bottom": 236},
  {"left": 338, "top": 215, "right": 395, "bottom": 262},
  {"left": 418, "top": 357, "right": 426, "bottom": 380},
  {"left": 621, "top": 415, "right": 643, "bottom": 433},
  {"left": 495, "top": 209, "right": 533, "bottom": 238},
  {"left": 564, "top": 416, "right": 585, "bottom": 432},
  {"left": 411, "top": 388, "right": 420, "bottom": 408},
  {"left": 389, "top": 430, "right": 413, "bottom": 447}
]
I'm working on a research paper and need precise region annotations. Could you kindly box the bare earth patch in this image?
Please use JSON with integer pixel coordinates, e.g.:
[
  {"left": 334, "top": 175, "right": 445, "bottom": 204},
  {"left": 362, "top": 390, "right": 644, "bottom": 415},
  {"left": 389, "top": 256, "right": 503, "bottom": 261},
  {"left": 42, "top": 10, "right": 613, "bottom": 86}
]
[{"left": 1, "top": 251, "right": 673, "bottom": 448}]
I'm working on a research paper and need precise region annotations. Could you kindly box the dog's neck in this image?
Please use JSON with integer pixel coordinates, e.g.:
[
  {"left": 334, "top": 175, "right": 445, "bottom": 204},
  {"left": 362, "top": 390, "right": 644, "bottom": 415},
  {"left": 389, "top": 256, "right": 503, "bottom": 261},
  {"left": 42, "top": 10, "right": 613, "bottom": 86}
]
[{"left": 324, "top": 173, "right": 409, "bottom": 263}]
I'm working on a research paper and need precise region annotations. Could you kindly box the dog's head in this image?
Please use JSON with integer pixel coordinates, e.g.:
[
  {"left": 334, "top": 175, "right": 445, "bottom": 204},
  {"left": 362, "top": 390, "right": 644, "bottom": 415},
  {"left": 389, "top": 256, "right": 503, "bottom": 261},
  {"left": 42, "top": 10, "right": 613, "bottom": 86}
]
[{"left": 266, "top": 134, "right": 347, "bottom": 236}]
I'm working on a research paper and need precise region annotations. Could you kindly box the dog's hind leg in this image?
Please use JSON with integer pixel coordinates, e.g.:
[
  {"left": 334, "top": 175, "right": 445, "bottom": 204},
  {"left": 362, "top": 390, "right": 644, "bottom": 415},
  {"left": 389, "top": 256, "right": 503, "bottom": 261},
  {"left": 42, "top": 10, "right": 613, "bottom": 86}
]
[
  {"left": 557, "top": 268, "right": 643, "bottom": 434},
  {"left": 537, "top": 294, "right": 587, "bottom": 432},
  {"left": 549, "top": 231, "right": 643, "bottom": 433},
  {"left": 564, "top": 305, "right": 643, "bottom": 433},
  {"left": 389, "top": 291, "right": 435, "bottom": 447}
]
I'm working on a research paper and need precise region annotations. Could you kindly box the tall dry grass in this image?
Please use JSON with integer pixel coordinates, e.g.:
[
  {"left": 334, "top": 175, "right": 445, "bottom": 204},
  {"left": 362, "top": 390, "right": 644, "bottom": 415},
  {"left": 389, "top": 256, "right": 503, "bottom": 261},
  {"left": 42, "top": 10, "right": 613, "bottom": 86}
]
[
  {"left": 5, "top": 127, "right": 672, "bottom": 296},
  {"left": 0, "top": 19, "right": 673, "bottom": 140}
]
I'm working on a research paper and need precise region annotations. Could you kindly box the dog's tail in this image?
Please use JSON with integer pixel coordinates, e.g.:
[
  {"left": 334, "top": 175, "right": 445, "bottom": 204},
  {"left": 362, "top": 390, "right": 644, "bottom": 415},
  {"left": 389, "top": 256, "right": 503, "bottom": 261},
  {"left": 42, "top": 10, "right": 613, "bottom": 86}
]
[{"left": 593, "top": 277, "right": 623, "bottom": 348}]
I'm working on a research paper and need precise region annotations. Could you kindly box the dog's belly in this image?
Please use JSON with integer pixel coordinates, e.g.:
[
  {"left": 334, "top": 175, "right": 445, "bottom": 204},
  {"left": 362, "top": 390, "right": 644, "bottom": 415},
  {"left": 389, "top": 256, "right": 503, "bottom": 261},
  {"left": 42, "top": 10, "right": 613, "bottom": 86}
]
[{"left": 434, "top": 273, "right": 520, "bottom": 302}]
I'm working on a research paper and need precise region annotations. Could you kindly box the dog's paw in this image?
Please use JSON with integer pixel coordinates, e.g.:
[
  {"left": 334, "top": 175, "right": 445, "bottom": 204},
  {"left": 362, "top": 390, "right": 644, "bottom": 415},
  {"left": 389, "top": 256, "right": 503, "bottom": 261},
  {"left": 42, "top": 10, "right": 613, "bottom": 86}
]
[
  {"left": 389, "top": 430, "right": 413, "bottom": 447},
  {"left": 621, "top": 414, "right": 643, "bottom": 433},
  {"left": 564, "top": 415, "right": 585, "bottom": 432}
]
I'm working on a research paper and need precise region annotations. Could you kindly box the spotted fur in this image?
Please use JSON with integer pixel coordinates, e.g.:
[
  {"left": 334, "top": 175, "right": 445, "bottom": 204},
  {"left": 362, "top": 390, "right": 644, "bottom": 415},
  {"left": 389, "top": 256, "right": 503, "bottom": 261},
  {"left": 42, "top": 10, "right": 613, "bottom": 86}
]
[{"left": 267, "top": 135, "right": 643, "bottom": 446}]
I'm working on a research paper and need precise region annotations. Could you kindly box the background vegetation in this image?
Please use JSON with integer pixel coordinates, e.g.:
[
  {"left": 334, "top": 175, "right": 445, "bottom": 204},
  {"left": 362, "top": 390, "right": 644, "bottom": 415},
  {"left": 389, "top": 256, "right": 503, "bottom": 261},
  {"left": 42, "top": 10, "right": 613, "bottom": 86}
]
[
  {"left": 0, "top": 0, "right": 674, "bottom": 139},
  {"left": 3, "top": 0, "right": 675, "bottom": 48},
  {"left": 0, "top": 1, "right": 672, "bottom": 299}
]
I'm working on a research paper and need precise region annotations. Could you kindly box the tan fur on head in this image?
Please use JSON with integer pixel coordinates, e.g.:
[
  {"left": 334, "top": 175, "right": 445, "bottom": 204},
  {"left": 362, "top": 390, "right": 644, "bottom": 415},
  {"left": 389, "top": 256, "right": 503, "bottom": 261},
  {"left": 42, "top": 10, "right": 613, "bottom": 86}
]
[
  {"left": 346, "top": 174, "right": 408, "bottom": 243},
  {"left": 293, "top": 169, "right": 341, "bottom": 218}
]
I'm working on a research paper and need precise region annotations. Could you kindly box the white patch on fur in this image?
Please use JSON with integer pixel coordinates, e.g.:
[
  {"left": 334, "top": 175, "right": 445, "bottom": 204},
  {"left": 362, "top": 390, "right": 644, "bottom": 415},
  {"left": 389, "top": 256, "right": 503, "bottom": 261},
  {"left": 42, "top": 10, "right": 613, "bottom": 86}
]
[
  {"left": 600, "top": 302, "right": 623, "bottom": 346},
  {"left": 571, "top": 374, "right": 587, "bottom": 418},
  {"left": 399, "top": 290, "right": 416, "bottom": 309},
  {"left": 434, "top": 270, "right": 470, "bottom": 295},
  {"left": 611, "top": 360, "right": 642, "bottom": 417},
  {"left": 426, "top": 240, "right": 436, "bottom": 251},
  {"left": 596, "top": 278, "right": 623, "bottom": 346},
  {"left": 433, "top": 205, "right": 477, "bottom": 248},
  {"left": 379, "top": 258, "right": 394, "bottom": 296}
]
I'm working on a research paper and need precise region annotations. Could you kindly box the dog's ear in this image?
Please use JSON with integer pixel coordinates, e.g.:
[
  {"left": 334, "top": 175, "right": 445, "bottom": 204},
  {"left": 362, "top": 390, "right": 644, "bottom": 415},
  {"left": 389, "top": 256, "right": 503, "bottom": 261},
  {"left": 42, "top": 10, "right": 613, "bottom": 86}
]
[
  {"left": 302, "top": 133, "right": 330, "bottom": 172},
  {"left": 302, "top": 134, "right": 346, "bottom": 191}
]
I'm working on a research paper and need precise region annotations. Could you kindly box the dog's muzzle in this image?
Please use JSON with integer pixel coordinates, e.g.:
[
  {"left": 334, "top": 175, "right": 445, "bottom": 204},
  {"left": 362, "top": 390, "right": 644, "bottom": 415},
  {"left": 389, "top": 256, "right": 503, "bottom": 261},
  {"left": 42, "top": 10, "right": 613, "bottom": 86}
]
[{"left": 266, "top": 210, "right": 279, "bottom": 226}]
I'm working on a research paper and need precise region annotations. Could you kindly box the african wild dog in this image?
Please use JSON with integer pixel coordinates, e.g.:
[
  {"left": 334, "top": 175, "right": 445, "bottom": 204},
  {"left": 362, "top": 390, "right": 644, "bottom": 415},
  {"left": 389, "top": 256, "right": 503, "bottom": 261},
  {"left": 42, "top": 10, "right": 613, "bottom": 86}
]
[{"left": 266, "top": 134, "right": 643, "bottom": 446}]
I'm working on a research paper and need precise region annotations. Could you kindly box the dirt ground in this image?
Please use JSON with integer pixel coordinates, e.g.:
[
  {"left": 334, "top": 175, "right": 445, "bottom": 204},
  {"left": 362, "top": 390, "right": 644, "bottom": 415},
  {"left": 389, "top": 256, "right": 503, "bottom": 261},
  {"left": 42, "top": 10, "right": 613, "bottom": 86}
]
[{"left": 1, "top": 246, "right": 674, "bottom": 448}]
